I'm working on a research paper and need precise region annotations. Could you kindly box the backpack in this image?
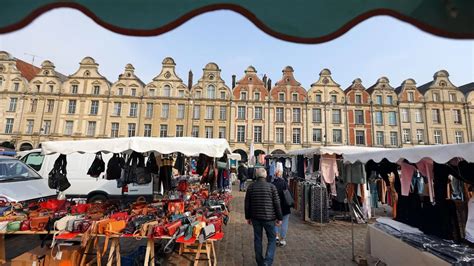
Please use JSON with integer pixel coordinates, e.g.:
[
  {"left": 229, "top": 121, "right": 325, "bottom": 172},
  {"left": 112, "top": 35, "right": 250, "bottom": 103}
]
[
  {"left": 87, "top": 152, "right": 105, "bottom": 178},
  {"left": 106, "top": 153, "right": 124, "bottom": 180}
]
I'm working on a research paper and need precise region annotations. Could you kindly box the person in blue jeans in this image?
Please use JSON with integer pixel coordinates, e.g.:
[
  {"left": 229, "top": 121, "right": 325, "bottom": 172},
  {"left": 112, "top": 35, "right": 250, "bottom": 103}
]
[
  {"left": 272, "top": 165, "right": 292, "bottom": 247},
  {"left": 245, "top": 168, "right": 283, "bottom": 266}
]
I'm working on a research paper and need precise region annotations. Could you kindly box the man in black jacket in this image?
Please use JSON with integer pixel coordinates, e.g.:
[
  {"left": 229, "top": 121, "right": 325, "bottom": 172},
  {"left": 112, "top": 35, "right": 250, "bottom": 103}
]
[{"left": 245, "top": 168, "right": 283, "bottom": 266}]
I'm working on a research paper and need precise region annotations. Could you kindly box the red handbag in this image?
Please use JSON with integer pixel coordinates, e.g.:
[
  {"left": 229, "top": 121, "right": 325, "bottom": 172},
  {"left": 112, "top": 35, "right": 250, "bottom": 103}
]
[
  {"left": 110, "top": 212, "right": 129, "bottom": 221},
  {"left": 164, "top": 220, "right": 182, "bottom": 236},
  {"left": 177, "top": 180, "right": 188, "bottom": 192},
  {"left": 207, "top": 218, "right": 223, "bottom": 232},
  {"left": 39, "top": 199, "right": 66, "bottom": 212},
  {"left": 167, "top": 200, "right": 184, "bottom": 214},
  {"left": 20, "top": 220, "right": 30, "bottom": 231},
  {"left": 71, "top": 203, "right": 91, "bottom": 214},
  {"left": 153, "top": 225, "right": 166, "bottom": 237}
]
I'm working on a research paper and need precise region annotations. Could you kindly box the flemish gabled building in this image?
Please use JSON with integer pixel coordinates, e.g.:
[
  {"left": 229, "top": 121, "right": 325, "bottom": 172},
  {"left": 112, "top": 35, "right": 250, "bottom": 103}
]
[
  {"left": 307, "top": 69, "right": 346, "bottom": 146},
  {"left": 418, "top": 70, "right": 468, "bottom": 145},
  {"left": 345, "top": 79, "right": 372, "bottom": 146},
  {"left": 270, "top": 66, "right": 307, "bottom": 151},
  {"left": 367, "top": 77, "right": 400, "bottom": 147},
  {"left": 459, "top": 82, "right": 474, "bottom": 142}
]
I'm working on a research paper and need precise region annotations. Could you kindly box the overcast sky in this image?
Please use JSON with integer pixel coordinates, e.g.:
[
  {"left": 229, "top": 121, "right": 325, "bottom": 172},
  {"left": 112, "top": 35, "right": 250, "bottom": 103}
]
[{"left": 0, "top": 8, "right": 473, "bottom": 88}]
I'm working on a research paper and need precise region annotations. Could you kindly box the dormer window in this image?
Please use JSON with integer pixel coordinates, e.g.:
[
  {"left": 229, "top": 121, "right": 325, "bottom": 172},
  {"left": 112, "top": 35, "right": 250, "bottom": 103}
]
[
  {"left": 0, "top": 78, "right": 3, "bottom": 88},
  {"left": 43, "top": 70, "right": 49, "bottom": 75},
  {"left": 386, "top": 95, "right": 393, "bottom": 105},
  {"left": 127, "top": 73, "right": 131, "bottom": 77},
  {"left": 209, "top": 75, "right": 215, "bottom": 80},
  {"left": 93, "top": 86, "right": 100, "bottom": 95},
  {"left": 49, "top": 85, "right": 54, "bottom": 93},
  {"left": 292, "top": 93, "right": 298, "bottom": 102},
  {"left": 163, "top": 85, "right": 171, "bottom": 97},
  {"left": 355, "top": 94, "right": 362, "bottom": 104},
  {"left": 207, "top": 85, "right": 215, "bottom": 99},
  {"left": 279, "top": 93, "right": 285, "bottom": 101},
  {"left": 118, "top": 88, "right": 123, "bottom": 96},
  {"left": 315, "top": 94, "right": 322, "bottom": 103},
  {"left": 240, "top": 92, "right": 247, "bottom": 100},
  {"left": 131, "top": 88, "right": 136, "bottom": 96},
  {"left": 407, "top": 91, "right": 414, "bottom": 102},
  {"left": 375, "top": 95, "right": 382, "bottom": 105},
  {"left": 286, "top": 78, "right": 290, "bottom": 82},
  {"left": 178, "top": 90, "right": 185, "bottom": 98},
  {"left": 248, "top": 77, "right": 252, "bottom": 81},
  {"left": 220, "top": 91, "right": 226, "bottom": 100},
  {"left": 84, "top": 71, "right": 90, "bottom": 77},
  {"left": 149, "top": 89, "right": 155, "bottom": 97},
  {"left": 36, "top": 85, "right": 40, "bottom": 92},
  {"left": 433, "top": 92, "right": 440, "bottom": 102},
  {"left": 195, "top": 90, "right": 202, "bottom": 99},
  {"left": 254, "top": 92, "right": 260, "bottom": 101},
  {"left": 331, "top": 95, "right": 337, "bottom": 104},
  {"left": 449, "top": 93, "right": 457, "bottom": 102},
  {"left": 71, "top": 85, "right": 78, "bottom": 94}
]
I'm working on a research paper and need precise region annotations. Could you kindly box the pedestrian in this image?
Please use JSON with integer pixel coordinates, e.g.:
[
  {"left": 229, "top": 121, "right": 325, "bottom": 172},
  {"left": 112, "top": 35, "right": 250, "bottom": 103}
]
[
  {"left": 245, "top": 168, "right": 283, "bottom": 266},
  {"left": 272, "top": 162, "right": 292, "bottom": 247},
  {"left": 238, "top": 162, "right": 249, "bottom": 191}
]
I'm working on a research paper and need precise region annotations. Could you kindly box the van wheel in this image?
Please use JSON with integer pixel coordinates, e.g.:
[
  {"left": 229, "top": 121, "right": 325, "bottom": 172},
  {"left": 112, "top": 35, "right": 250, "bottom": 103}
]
[{"left": 88, "top": 194, "right": 107, "bottom": 203}]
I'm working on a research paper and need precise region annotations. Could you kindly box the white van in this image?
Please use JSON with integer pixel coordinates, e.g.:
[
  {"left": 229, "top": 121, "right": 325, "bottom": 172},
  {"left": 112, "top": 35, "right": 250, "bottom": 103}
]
[{"left": 20, "top": 150, "right": 153, "bottom": 202}]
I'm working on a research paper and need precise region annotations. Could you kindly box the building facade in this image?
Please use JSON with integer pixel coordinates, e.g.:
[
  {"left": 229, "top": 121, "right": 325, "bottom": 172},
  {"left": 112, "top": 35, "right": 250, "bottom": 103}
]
[{"left": 0, "top": 51, "right": 473, "bottom": 157}]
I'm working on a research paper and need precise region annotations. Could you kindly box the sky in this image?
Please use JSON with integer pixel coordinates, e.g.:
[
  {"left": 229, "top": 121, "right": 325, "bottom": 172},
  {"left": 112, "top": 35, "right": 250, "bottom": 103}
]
[{"left": 0, "top": 8, "right": 473, "bottom": 89}]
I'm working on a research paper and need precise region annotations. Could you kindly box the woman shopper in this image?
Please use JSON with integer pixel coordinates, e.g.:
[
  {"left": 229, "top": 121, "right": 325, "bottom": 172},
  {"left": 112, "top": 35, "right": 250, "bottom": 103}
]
[
  {"left": 272, "top": 162, "right": 292, "bottom": 247},
  {"left": 238, "top": 162, "right": 249, "bottom": 191}
]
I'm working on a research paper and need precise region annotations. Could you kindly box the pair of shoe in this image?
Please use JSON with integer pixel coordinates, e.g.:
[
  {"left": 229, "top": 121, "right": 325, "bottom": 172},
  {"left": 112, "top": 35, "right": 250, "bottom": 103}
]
[{"left": 276, "top": 238, "right": 286, "bottom": 247}]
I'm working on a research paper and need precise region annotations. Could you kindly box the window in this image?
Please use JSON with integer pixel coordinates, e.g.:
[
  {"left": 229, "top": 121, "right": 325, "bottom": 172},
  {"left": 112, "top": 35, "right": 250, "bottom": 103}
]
[
  {"left": 219, "top": 106, "right": 226, "bottom": 120},
  {"left": 376, "top": 131, "right": 384, "bottom": 146},
  {"left": 355, "top": 94, "right": 362, "bottom": 104},
  {"left": 455, "top": 131, "right": 464, "bottom": 144},
  {"left": 87, "top": 121, "right": 96, "bottom": 136},
  {"left": 8, "top": 98, "right": 17, "bottom": 112},
  {"left": 416, "top": 129, "right": 424, "bottom": 143},
  {"left": 415, "top": 109, "right": 423, "bottom": 123},
  {"left": 218, "top": 127, "right": 226, "bottom": 139},
  {"left": 401, "top": 108, "right": 409, "bottom": 123},
  {"left": 432, "top": 92, "right": 440, "bottom": 102},
  {"left": 192, "top": 126, "right": 199, "bottom": 137},
  {"left": 128, "top": 123, "right": 136, "bottom": 137},
  {"left": 312, "top": 108, "right": 322, "bottom": 123},
  {"left": 49, "top": 85, "right": 54, "bottom": 93},
  {"left": 163, "top": 85, "right": 171, "bottom": 97},
  {"left": 254, "top": 107, "right": 263, "bottom": 120},
  {"left": 254, "top": 126, "right": 262, "bottom": 143},
  {"left": 240, "top": 92, "right": 247, "bottom": 100},
  {"left": 195, "top": 91, "right": 202, "bottom": 99},
  {"left": 355, "top": 110, "right": 364, "bottom": 124},
  {"left": 160, "top": 125, "right": 168, "bottom": 137},
  {"left": 207, "top": 85, "right": 215, "bottom": 99},
  {"left": 64, "top": 121, "right": 73, "bottom": 135},
  {"left": 220, "top": 91, "right": 226, "bottom": 100},
  {"left": 278, "top": 93, "right": 285, "bottom": 101},
  {"left": 90, "top": 100, "right": 99, "bottom": 115},
  {"left": 43, "top": 120, "right": 51, "bottom": 135},
  {"left": 375, "top": 95, "right": 382, "bottom": 105},
  {"left": 71, "top": 85, "right": 78, "bottom": 94},
  {"left": 403, "top": 129, "right": 411, "bottom": 143},
  {"left": 332, "top": 109, "right": 341, "bottom": 124},
  {"left": 0, "top": 78, "right": 2, "bottom": 88},
  {"left": 312, "top": 128, "right": 322, "bottom": 142},
  {"left": 254, "top": 92, "right": 260, "bottom": 101},
  {"left": 12, "top": 82, "right": 19, "bottom": 92},
  {"left": 315, "top": 94, "right": 322, "bottom": 103},
  {"left": 292, "top": 93, "right": 298, "bottom": 102},
  {"left": 237, "top": 126, "right": 245, "bottom": 142},
  {"left": 113, "top": 102, "right": 122, "bottom": 116},
  {"left": 331, "top": 95, "right": 337, "bottom": 104},
  {"left": 237, "top": 106, "right": 246, "bottom": 120},
  {"left": 34, "top": 84, "right": 40, "bottom": 92},
  {"left": 292, "top": 108, "right": 301, "bottom": 123},
  {"left": 30, "top": 99, "right": 38, "bottom": 112},
  {"left": 204, "top": 127, "right": 214, "bottom": 139},
  {"left": 144, "top": 124, "right": 152, "bottom": 137},
  {"left": 46, "top": 99, "right": 54, "bottom": 113},
  {"left": 407, "top": 92, "right": 414, "bottom": 102},
  {"left": 161, "top": 103, "right": 169, "bottom": 119},
  {"left": 130, "top": 102, "right": 138, "bottom": 117},
  {"left": 432, "top": 109, "right": 441, "bottom": 123},
  {"left": 149, "top": 89, "right": 155, "bottom": 97},
  {"left": 176, "top": 125, "right": 184, "bottom": 137},
  {"left": 111, "top": 123, "right": 119, "bottom": 138},
  {"left": 276, "top": 128, "right": 284, "bottom": 143},
  {"left": 449, "top": 93, "right": 457, "bottom": 102},
  {"left": 434, "top": 130, "right": 442, "bottom": 144},
  {"left": 333, "top": 129, "right": 342, "bottom": 144},
  {"left": 68, "top": 100, "right": 76, "bottom": 114},
  {"left": 375, "top": 111, "right": 383, "bottom": 125},
  {"left": 276, "top": 108, "right": 284, "bottom": 122},
  {"left": 177, "top": 104, "right": 185, "bottom": 119},
  {"left": 131, "top": 88, "right": 136, "bottom": 96},
  {"left": 146, "top": 103, "right": 153, "bottom": 118},
  {"left": 178, "top": 90, "right": 185, "bottom": 98},
  {"left": 193, "top": 105, "right": 200, "bottom": 119},
  {"left": 386, "top": 95, "right": 393, "bottom": 105},
  {"left": 118, "top": 88, "right": 123, "bottom": 96},
  {"left": 292, "top": 128, "right": 301, "bottom": 144},
  {"left": 93, "top": 86, "right": 100, "bottom": 95},
  {"left": 26, "top": 120, "right": 34, "bottom": 134},
  {"left": 388, "top": 112, "right": 397, "bottom": 126},
  {"left": 355, "top": 130, "right": 365, "bottom": 145},
  {"left": 390, "top": 132, "right": 398, "bottom": 146},
  {"left": 205, "top": 106, "right": 214, "bottom": 119},
  {"left": 453, "top": 109, "right": 462, "bottom": 124}
]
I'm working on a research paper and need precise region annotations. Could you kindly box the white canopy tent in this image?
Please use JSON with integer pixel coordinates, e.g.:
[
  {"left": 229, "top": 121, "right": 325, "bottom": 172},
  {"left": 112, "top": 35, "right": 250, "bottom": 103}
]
[
  {"left": 228, "top": 153, "right": 242, "bottom": 161},
  {"left": 41, "top": 137, "right": 231, "bottom": 158},
  {"left": 287, "top": 145, "right": 390, "bottom": 157},
  {"left": 343, "top": 142, "right": 474, "bottom": 164}
]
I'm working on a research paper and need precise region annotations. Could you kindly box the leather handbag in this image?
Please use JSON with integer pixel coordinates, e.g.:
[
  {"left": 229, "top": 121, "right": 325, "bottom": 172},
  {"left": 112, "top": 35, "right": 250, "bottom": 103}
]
[
  {"left": 97, "top": 218, "right": 114, "bottom": 234},
  {"left": 283, "top": 189, "right": 294, "bottom": 207},
  {"left": 110, "top": 212, "right": 129, "bottom": 221},
  {"left": 66, "top": 217, "right": 85, "bottom": 232},
  {"left": 71, "top": 219, "right": 91, "bottom": 233},
  {"left": 20, "top": 220, "right": 30, "bottom": 231},
  {"left": 54, "top": 215, "right": 79, "bottom": 231},
  {"left": 39, "top": 199, "right": 66, "bottom": 212},
  {"left": 165, "top": 220, "right": 182, "bottom": 236},
  {"left": 207, "top": 218, "right": 223, "bottom": 233},
  {"left": 105, "top": 220, "right": 126, "bottom": 235},
  {"left": 153, "top": 225, "right": 166, "bottom": 237},
  {"left": 167, "top": 200, "right": 184, "bottom": 214},
  {"left": 193, "top": 221, "right": 206, "bottom": 238},
  {"left": 71, "top": 203, "right": 91, "bottom": 214},
  {"left": 6, "top": 221, "right": 21, "bottom": 232},
  {"left": 30, "top": 216, "right": 50, "bottom": 231},
  {"left": 198, "top": 224, "right": 215, "bottom": 243},
  {"left": 87, "top": 152, "right": 105, "bottom": 178}
]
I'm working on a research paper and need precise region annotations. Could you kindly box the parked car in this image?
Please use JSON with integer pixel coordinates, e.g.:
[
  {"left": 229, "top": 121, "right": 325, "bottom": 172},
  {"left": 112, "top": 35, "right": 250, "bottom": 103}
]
[
  {"left": 20, "top": 150, "right": 153, "bottom": 202},
  {"left": 0, "top": 155, "right": 55, "bottom": 202}
]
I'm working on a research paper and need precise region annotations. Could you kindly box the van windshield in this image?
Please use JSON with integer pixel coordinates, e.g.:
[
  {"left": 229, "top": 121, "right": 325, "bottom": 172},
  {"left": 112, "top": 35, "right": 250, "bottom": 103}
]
[{"left": 0, "top": 158, "right": 42, "bottom": 182}]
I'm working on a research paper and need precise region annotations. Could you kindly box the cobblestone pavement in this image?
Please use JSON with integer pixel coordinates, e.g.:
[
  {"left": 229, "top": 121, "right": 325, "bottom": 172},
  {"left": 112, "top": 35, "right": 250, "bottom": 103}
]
[{"left": 5, "top": 186, "right": 368, "bottom": 265}]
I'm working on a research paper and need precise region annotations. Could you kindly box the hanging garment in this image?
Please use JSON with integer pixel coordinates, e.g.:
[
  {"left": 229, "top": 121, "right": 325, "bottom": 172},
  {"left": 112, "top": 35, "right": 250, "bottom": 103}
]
[
  {"left": 416, "top": 158, "right": 435, "bottom": 203},
  {"left": 174, "top": 153, "right": 185, "bottom": 175},
  {"left": 285, "top": 158, "right": 291, "bottom": 169},
  {"left": 398, "top": 160, "right": 417, "bottom": 196},
  {"left": 269, "top": 161, "right": 276, "bottom": 177},
  {"left": 369, "top": 180, "right": 378, "bottom": 209},
  {"left": 291, "top": 157, "right": 297, "bottom": 173},
  {"left": 410, "top": 171, "right": 424, "bottom": 195},
  {"left": 377, "top": 179, "right": 387, "bottom": 204},
  {"left": 343, "top": 162, "right": 366, "bottom": 184},
  {"left": 450, "top": 176, "right": 464, "bottom": 200},
  {"left": 320, "top": 155, "right": 338, "bottom": 185},
  {"left": 362, "top": 183, "right": 371, "bottom": 219},
  {"left": 309, "top": 184, "right": 329, "bottom": 223}
]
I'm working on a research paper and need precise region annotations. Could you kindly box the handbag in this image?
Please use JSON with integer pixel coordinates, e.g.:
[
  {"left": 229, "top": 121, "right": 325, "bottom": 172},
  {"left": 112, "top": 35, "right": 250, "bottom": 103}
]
[
  {"left": 164, "top": 220, "right": 182, "bottom": 236},
  {"left": 105, "top": 220, "right": 127, "bottom": 235},
  {"left": 110, "top": 212, "right": 129, "bottom": 221},
  {"left": 283, "top": 189, "right": 294, "bottom": 207},
  {"left": 71, "top": 203, "right": 91, "bottom": 214},
  {"left": 97, "top": 218, "right": 114, "bottom": 235},
  {"left": 198, "top": 224, "right": 215, "bottom": 243},
  {"left": 39, "top": 199, "right": 67, "bottom": 212},
  {"left": 207, "top": 218, "right": 223, "bottom": 233},
  {"left": 6, "top": 221, "right": 21, "bottom": 232},
  {"left": 0, "top": 221, "right": 9, "bottom": 233},
  {"left": 87, "top": 152, "right": 105, "bottom": 177},
  {"left": 20, "top": 220, "right": 30, "bottom": 231},
  {"left": 48, "top": 154, "right": 71, "bottom": 191},
  {"left": 106, "top": 153, "right": 125, "bottom": 180},
  {"left": 153, "top": 225, "right": 166, "bottom": 237},
  {"left": 167, "top": 200, "right": 184, "bottom": 214},
  {"left": 193, "top": 221, "right": 206, "bottom": 238},
  {"left": 30, "top": 216, "right": 50, "bottom": 231}
]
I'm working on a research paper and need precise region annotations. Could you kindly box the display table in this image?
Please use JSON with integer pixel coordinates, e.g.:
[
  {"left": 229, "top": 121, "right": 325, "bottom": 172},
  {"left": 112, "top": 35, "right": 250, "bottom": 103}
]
[{"left": 367, "top": 224, "right": 449, "bottom": 266}]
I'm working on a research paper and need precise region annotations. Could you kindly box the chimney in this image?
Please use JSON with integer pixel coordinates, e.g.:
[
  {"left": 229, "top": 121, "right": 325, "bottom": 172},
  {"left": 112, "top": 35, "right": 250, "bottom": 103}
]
[
  {"left": 262, "top": 74, "right": 267, "bottom": 88},
  {"left": 188, "top": 70, "right": 193, "bottom": 90},
  {"left": 232, "top": 75, "right": 236, "bottom": 89},
  {"left": 267, "top": 78, "right": 272, "bottom": 91}
]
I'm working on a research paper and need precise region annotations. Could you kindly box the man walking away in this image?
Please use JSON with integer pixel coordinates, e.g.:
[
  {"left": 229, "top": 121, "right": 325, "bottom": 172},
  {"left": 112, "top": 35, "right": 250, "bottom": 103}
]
[{"left": 245, "top": 168, "right": 283, "bottom": 266}]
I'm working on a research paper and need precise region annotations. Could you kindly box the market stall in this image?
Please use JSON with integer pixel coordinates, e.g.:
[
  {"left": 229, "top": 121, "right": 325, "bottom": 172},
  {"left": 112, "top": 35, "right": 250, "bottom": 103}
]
[{"left": 0, "top": 137, "right": 233, "bottom": 266}]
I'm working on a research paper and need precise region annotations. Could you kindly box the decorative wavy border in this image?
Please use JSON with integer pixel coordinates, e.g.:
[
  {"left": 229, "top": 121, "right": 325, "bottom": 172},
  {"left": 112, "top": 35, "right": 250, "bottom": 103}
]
[{"left": 1, "top": 2, "right": 473, "bottom": 43}]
